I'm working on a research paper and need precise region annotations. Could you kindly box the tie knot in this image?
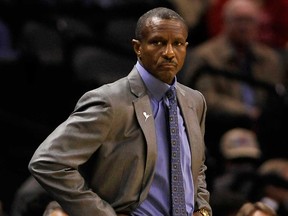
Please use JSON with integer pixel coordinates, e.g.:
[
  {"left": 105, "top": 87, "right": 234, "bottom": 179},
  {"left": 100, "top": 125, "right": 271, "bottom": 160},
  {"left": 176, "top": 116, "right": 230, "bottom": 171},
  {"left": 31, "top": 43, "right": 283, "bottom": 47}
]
[{"left": 166, "top": 86, "right": 176, "bottom": 101}]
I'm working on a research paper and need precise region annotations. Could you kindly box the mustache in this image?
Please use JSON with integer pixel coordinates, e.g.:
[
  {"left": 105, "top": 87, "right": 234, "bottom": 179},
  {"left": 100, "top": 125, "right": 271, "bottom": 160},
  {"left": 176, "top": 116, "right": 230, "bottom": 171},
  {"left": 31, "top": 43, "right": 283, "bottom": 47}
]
[{"left": 160, "top": 59, "right": 177, "bottom": 66}]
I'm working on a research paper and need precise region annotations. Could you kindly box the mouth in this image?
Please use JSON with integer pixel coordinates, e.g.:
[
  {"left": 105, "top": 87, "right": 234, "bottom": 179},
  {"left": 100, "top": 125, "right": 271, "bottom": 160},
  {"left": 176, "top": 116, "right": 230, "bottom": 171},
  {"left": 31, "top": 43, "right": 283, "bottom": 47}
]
[{"left": 159, "top": 62, "right": 177, "bottom": 69}]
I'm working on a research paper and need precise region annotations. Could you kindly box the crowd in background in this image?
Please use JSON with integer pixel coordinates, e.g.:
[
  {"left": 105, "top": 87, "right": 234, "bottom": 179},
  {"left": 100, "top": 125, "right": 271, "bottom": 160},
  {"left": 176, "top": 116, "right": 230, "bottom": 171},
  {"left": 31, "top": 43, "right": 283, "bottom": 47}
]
[{"left": 1, "top": 0, "right": 288, "bottom": 215}]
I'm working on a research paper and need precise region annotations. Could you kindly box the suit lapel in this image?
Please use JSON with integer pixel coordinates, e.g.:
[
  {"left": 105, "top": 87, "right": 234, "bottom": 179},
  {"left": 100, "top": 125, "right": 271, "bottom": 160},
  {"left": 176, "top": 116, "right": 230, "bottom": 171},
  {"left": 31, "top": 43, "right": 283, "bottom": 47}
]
[
  {"left": 176, "top": 86, "right": 202, "bottom": 180},
  {"left": 128, "top": 68, "right": 157, "bottom": 201}
]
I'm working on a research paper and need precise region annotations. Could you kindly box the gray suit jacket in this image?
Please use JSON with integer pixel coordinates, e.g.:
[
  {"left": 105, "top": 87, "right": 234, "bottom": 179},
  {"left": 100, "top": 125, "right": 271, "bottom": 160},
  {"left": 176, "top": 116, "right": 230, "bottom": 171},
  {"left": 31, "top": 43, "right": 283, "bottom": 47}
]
[{"left": 29, "top": 66, "right": 211, "bottom": 216}]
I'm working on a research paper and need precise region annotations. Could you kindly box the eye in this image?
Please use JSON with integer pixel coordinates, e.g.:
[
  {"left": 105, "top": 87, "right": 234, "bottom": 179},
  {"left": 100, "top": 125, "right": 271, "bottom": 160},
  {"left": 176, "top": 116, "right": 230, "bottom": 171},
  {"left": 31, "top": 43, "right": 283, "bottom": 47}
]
[
  {"left": 173, "top": 41, "right": 185, "bottom": 47},
  {"left": 151, "top": 40, "right": 163, "bottom": 46}
]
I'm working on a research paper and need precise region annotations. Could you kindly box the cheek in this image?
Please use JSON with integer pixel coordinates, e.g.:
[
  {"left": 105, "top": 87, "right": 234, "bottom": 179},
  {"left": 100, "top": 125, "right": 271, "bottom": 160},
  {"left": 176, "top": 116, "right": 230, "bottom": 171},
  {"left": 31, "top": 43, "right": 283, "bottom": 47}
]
[
  {"left": 177, "top": 52, "right": 187, "bottom": 65},
  {"left": 142, "top": 52, "right": 160, "bottom": 64}
]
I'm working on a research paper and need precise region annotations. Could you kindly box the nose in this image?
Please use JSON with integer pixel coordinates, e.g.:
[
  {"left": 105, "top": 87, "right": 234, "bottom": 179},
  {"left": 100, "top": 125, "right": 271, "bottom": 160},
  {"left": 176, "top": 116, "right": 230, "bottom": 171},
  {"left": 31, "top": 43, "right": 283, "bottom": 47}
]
[{"left": 163, "top": 43, "right": 175, "bottom": 59}]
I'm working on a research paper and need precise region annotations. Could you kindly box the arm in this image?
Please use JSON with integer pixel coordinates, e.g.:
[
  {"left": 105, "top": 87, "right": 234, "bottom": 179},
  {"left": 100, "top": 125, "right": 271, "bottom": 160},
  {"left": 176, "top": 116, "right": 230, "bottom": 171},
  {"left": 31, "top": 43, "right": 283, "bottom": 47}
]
[
  {"left": 28, "top": 89, "right": 117, "bottom": 216},
  {"left": 194, "top": 92, "right": 213, "bottom": 216}
]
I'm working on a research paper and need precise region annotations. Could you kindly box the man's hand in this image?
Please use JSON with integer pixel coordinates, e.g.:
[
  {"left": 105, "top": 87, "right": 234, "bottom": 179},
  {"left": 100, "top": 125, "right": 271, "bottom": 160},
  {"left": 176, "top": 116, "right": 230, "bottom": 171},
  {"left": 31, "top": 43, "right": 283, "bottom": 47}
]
[{"left": 193, "top": 212, "right": 202, "bottom": 216}]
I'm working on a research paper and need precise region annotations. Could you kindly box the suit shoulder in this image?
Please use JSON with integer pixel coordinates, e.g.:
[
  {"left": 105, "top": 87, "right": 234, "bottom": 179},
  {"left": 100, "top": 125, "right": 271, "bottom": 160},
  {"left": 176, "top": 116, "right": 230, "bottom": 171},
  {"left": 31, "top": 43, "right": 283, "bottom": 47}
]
[{"left": 177, "top": 83, "right": 206, "bottom": 102}]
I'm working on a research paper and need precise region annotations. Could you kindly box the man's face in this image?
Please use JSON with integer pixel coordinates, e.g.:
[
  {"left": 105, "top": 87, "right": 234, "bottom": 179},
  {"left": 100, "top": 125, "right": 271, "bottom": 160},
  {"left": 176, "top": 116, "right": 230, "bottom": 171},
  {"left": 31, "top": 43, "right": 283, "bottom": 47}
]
[
  {"left": 133, "top": 17, "right": 188, "bottom": 84},
  {"left": 224, "top": 1, "right": 260, "bottom": 46}
]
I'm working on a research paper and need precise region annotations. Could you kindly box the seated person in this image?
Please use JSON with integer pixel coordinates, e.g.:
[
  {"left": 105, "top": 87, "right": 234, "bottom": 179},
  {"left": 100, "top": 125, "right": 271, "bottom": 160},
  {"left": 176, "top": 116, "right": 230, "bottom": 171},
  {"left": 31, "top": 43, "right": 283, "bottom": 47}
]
[
  {"left": 181, "top": 0, "right": 285, "bottom": 158},
  {"left": 210, "top": 128, "right": 262, "bottom": 216}
]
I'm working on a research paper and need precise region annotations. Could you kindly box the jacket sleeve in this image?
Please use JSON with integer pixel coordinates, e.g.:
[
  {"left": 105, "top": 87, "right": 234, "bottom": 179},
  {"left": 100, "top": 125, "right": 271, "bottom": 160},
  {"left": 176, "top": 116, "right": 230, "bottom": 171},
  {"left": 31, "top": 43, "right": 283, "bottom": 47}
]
[
  {"left": 28, "top": 89, "right": 117, "bottom": 216},
  {"left": 194, "top": 91, "right": 213, "bottom": 216}
]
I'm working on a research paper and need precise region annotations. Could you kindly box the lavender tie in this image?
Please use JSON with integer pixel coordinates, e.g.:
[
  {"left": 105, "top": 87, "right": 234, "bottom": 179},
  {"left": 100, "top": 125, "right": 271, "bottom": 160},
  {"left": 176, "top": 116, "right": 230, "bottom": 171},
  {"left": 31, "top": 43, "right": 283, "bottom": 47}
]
[{"left": 166, "top": 86, "right": 186, "bottom": 216}]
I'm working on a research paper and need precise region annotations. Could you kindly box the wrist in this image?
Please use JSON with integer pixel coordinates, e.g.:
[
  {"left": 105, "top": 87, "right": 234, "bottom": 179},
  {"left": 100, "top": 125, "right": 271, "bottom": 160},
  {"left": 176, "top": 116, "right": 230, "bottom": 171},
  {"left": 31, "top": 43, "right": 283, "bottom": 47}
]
[{"left": 197, "top": 208, "right": 210, "bottom": 216}]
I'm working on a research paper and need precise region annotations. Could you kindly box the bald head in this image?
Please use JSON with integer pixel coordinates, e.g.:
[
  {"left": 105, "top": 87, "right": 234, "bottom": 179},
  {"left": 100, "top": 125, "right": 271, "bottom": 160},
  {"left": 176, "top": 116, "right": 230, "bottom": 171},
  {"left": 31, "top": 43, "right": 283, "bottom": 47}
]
[
  {"left": 222, "top": 0, "right": 260, "bottom": 23},
  {"left": 222, "top": 0, "right": 261, "bottom": 46}
]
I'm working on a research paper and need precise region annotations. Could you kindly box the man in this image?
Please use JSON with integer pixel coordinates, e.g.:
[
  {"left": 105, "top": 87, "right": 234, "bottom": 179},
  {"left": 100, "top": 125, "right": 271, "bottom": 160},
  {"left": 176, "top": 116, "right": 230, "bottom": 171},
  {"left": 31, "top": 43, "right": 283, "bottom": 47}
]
[
  {"left": 181, "top": 0, "right": 285, "bottom": 161},
  {"left": 28, "top": 7, "right": 212, "bottom": 216}
]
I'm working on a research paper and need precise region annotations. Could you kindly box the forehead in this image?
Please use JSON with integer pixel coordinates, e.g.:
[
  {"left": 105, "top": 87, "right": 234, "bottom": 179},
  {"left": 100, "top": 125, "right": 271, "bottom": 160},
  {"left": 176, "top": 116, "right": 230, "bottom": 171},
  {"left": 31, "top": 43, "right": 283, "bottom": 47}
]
[
  {"left": 226, "top": 1, "right": 259, "bottom": 19},
  {"left": 144, "top": 17, "right": 187, "bottom": 38}
]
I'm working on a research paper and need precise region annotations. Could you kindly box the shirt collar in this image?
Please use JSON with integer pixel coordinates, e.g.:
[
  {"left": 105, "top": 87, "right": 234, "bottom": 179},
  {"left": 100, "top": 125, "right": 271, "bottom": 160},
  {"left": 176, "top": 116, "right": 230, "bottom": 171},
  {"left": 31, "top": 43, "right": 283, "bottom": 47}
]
[{"left": 136, "top": 61, "right": 177, "bottom": 101}]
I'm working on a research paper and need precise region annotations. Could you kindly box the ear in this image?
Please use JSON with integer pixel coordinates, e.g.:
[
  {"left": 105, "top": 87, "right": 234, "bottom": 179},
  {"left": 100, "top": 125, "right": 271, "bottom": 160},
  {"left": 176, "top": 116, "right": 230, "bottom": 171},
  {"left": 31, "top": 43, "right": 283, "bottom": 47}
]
[{"left": 132, "top": 39, "right": 141, "bottom": 57}]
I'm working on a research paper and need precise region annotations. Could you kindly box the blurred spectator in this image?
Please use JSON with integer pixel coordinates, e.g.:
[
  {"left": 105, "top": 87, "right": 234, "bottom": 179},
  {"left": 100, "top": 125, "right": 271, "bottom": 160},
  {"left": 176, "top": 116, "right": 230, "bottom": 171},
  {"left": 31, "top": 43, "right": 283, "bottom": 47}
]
[
  {"left": 236, "top": 201, "right": 277, "bottom": 216},
  {"left": 219, "top": 128, "right": 262, "bottom": 161},
  {"left": 205, "top": 0, "right": 288, "bottom": 88},
  {"left": 249, "top": 158, "right": 288, "bottom": 216},
  {"left": 206, "top": 0, "right": 288, "bottom": 50},
  {"left": 210, "top": 128, "right": 262, "bottom": 216},
  {"left": 180, "top": 0, "right": 286, "bottom": 159}
]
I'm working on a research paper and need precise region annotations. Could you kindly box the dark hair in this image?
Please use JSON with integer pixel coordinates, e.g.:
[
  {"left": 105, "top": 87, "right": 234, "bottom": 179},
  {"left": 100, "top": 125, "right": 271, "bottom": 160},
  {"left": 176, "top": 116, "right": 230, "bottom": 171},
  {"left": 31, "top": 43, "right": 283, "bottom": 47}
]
[{"left": 135, "top": 7, "right": 188, "bottom": 40}]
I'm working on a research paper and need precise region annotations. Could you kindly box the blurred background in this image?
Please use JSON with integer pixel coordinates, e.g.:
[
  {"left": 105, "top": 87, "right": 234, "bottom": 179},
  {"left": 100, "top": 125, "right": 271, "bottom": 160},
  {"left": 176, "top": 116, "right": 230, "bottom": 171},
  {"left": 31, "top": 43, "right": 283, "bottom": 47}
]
[{"left": 1, "top": 0, "right": 288, "bottom": 215}]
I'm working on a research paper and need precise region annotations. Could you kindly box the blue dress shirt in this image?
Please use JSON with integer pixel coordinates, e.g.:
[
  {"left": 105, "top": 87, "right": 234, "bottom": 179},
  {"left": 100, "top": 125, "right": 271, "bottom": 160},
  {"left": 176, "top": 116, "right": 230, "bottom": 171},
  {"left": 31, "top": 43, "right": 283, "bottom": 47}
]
[{"left": 131, "top": 62, "right": 194, "bottom": 216}]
